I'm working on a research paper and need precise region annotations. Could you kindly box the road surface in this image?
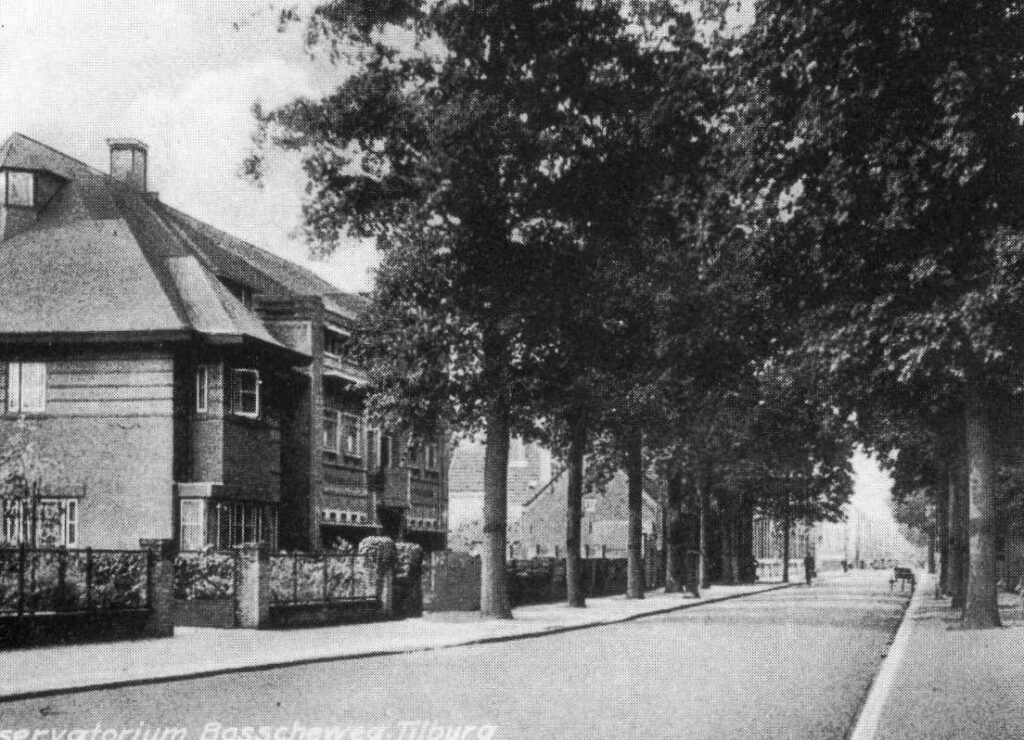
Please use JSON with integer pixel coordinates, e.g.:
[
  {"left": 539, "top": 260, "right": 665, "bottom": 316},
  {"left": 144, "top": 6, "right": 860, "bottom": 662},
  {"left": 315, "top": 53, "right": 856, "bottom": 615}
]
[{"left": 0, "top": 571, "right": 909, "bottom": 740}]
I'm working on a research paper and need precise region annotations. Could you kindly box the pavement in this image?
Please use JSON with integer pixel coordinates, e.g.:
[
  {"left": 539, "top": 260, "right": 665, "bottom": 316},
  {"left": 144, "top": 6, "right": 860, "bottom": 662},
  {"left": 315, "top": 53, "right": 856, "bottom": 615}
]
[
  {"left": 870, "top": 572, "right": 1024, "bottom": 740},
  {"left": 0, "top": 571, "right": 903, "bottom": 739},
  {"left": 0, "top": 581, "right": 789, "bottom": 703}
]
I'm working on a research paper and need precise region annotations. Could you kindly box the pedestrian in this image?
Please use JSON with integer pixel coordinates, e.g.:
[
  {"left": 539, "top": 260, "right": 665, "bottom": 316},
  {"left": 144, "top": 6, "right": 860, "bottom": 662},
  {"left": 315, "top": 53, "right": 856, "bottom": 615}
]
[{"left": 804, "top": 553, "right": 815, "bottom": 586}]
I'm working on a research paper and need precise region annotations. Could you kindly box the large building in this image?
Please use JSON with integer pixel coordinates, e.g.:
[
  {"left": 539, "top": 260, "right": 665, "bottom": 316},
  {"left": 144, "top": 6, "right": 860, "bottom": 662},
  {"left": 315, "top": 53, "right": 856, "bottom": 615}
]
[{"left": 0, "top": 133, "right": 446, "bottom": 554}]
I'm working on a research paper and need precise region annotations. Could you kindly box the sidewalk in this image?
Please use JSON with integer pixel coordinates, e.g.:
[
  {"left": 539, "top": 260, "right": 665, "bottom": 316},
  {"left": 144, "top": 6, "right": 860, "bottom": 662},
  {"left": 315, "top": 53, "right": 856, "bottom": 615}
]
[
  {"left": 0, "top": 581, "right": 789, "bottom": 702},
  {"left": 869, "top": 573, "right": 1024, "bottom": 740}
]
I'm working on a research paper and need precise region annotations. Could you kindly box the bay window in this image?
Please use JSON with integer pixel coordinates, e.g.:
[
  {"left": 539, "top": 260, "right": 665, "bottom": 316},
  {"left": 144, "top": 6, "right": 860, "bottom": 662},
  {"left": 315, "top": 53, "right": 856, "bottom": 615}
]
[{"left": 177, "top": 499, "right": 279, "bottom": 551}]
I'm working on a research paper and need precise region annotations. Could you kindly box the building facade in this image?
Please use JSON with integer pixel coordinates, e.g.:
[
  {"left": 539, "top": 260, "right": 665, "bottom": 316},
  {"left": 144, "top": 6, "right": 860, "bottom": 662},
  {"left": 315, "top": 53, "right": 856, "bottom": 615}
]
[
  {"left": 0, "top": 133, "right": 446, "bottom": 554},
  {"left": 447, "top": 438, "right": 661, "bottom": 557}
]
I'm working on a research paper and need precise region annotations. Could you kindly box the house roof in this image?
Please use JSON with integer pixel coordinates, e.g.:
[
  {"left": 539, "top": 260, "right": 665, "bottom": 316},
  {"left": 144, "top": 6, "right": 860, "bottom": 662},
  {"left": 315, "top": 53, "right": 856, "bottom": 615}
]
[{"left": 0, "top": 133, "right": 366, "bottom": 347}]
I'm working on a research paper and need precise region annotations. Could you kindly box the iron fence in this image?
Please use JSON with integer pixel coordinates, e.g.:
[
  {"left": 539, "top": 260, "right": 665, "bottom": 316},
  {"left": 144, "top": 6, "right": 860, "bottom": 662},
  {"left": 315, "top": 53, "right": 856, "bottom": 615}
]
[
  {"left": 0, "top": 546, "right": 149, "bottom": 616},
  {"left": 268, "top": 552, "right": 377, "bottom": 605}
]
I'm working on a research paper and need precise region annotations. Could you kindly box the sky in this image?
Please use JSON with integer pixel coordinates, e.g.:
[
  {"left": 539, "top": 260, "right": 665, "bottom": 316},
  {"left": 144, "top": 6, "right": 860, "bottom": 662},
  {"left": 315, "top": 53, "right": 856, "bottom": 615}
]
[
  {"left": 0, "top": 0, "right": 378, "bottom": 292},
  {"left": 849, "top": 447, "right": 895, "bottom": 520}
]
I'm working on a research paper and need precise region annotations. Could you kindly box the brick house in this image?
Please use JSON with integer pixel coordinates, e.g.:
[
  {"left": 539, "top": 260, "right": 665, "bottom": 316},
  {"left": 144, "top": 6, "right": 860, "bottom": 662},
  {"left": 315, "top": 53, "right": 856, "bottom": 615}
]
[
  {"left": 447, "top": 438, "right": 661, "bottom": 557},
  {"left": 0, "top": 133, "right": 446, "bottom": 553}
]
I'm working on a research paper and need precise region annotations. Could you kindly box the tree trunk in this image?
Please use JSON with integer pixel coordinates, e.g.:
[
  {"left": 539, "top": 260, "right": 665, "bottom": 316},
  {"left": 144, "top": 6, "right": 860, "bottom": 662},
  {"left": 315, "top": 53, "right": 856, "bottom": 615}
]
[
  {"left": 480, "top": 367, "right": 512, "bottom": 620},
  {"left": 626, "top": 431, "right": 644, "bottom": 599},
  {"left": 927, "top": 525, "right": 936, "bottom": 575},
  {"left": 719, "top": 490, "right": 739, "bottom": 585},
  {"left": 947, "top": 463, "right": 961, "bottom": 603},
  {"left": 565, "top": 412, "right": 587, "bottom": 608},
  {"left": 664, "top": 470, "right": 684, "bottom": 593},
  {"left": 738, "top": 492, "right": 755, "bottom": 583},
  {"left": 961, "top": 394, "right": 1001, "bottom": 628},
  {"left": 938, "top": 479, "right": 949, "bottom": 596},
  {"left": 697, "top": 472, "right": 710, "bottom": 590},
  {"left": 782, "top": 491, "right": 791, "bottom": 584}
]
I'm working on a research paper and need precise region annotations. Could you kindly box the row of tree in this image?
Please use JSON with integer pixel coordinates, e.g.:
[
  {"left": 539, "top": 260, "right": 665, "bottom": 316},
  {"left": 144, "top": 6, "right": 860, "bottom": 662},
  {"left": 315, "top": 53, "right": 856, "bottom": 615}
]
[{"left": 250, "top": 0, "right": 1024, "bottom": 627}]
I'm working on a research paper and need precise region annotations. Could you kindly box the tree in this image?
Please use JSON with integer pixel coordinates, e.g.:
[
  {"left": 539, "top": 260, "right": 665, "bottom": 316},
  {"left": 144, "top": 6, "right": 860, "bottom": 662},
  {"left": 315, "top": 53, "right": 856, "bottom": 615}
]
[
  {"left": 735, "top": 0, "right": 1024, "bottom": 628},
  {"left": 0, "top": 418, "right": 61, "bottom": 547},
  {"left": 254, "top": 0, "right": 668, "bottom": 617}
]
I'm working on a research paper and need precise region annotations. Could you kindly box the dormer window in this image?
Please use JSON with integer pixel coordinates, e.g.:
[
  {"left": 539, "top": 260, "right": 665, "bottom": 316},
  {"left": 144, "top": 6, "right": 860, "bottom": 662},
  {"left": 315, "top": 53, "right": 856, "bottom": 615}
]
[
  {"left": 222, "top": 280, "right": 254, "bottom": 310},
  {"left": 1, "top": 170, "right": 35, "bottom": 207}
]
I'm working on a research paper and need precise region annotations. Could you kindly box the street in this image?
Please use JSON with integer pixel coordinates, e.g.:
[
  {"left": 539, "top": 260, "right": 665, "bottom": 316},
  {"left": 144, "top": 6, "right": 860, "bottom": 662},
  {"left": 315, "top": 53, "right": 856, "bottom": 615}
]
[{"left": 0, "top": 572, "right": 909, "bottom": 740}]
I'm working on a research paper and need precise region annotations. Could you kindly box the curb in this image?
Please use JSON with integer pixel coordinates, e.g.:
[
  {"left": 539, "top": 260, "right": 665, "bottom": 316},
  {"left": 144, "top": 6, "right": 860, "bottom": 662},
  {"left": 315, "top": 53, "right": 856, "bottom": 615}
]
[
  {"left": 847, "top": 572, "right": 925, "bottom": 740},
  {"left": 0, "top": 582, "right": 792, "bottom": 704}
]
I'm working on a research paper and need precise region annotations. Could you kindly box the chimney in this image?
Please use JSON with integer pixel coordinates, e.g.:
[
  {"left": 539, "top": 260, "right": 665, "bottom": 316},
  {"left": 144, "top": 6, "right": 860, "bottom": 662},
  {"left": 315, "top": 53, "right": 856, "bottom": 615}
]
[{"left": 107, "top": 138, "right": 148, "bottom": 191}]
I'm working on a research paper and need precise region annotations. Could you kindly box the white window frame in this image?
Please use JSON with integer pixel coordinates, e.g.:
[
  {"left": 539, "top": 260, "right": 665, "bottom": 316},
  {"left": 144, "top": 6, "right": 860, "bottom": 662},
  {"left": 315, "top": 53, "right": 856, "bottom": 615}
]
[
  {"left": 195, "top": 366, "right": 209, "bottom": 413},
  {"left": 179, "top": 498, "right": 206, "bottom": 551},
  {"left": 1, "top": 497, "right": 78, "bottom": 547},
  {"left": 229, "top": 368, "right": 260, "bottom": 419},
  {"left": 4, "top": 170, "right": 34, "bottom": 207},
  {"left": 323, "top": 409, "right": 340, "bottom": 453},
  {"left": 210, "top": 500, "right": 278, "bottom": 550},
  {"left": 7, "top": 362, "right": 46, "bottom": 413},
  {"left": 341, "top": 413, "right": 363, "bottom": 461}
]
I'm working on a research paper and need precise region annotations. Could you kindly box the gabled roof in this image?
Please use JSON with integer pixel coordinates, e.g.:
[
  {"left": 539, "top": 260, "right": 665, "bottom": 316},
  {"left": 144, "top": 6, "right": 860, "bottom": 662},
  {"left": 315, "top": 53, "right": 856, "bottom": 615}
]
[{"left": 0, "top": 133, "right": 365, "bottom": 349}]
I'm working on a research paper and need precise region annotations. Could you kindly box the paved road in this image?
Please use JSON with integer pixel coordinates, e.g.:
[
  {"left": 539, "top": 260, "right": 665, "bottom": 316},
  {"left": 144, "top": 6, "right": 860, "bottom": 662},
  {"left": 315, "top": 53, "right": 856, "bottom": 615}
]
[{"left": 0, "top": 571, "right": 909, "bottom": 740}]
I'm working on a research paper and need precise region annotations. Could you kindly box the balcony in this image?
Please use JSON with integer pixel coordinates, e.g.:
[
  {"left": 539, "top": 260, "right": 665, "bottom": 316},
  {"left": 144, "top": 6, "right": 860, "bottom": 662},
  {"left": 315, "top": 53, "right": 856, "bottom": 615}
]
[
  {"left": 322, "top": 351, "right": 367, "bottom": 385},
  {"left": 368, "top": 466, "right": 443, "bottom": 510},
  {"left": 368, "top": 467, "right": 411, "bottom": 508}
]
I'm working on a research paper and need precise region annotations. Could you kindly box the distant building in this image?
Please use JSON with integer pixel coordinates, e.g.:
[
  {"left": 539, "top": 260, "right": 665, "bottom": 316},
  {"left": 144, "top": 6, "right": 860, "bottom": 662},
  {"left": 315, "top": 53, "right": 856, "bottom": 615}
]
[
  {"left": 752, "top": 504, "right": 921, "bottom": 572},
  {"left": 447, "top": 438, "right": 661, "bottom": 558}
]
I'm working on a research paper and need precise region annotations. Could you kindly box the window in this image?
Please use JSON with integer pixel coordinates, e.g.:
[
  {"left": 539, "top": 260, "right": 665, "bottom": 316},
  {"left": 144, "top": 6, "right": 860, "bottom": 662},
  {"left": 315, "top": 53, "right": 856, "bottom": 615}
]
[
  {"left": 206, "top": 501, "right": 278, "bottom": 550},
  {"left": 380, "top": 434, "right": 393, "bottom": 468},
  {"left": 1, "top": 498, "right": 78, "bottom": 547},
  {"left": 195, "top": 366, "right": 209, "bottom": 413},
  {"left": 323, "top": 328, "right": 350, "bottom": 357},
  {"left": 2, "top": 170, "right": 34, "bottom": 207},
  {"left": 7, "top": 362, "right": 46, "bottom": 413},
  {"left": 341, "top": 413, "right": 362, "bottom": 460},
  {"left": 229, "top": 368, "right": 260, "bottom": 418},
  {"left": 425, "top": 444, "right": 438, "bottom": 470},
  {"left": 366, "top": 428, "right": 379, "bottom": 470},
  {"left": 179, "top": 499, "right": 205, "bottom": 551},
  {"left": 323, "top": 409, "right": 340, "bottom": 452},
  {"left": 223, "top": 281, "right": 254, "bottom": 310}
]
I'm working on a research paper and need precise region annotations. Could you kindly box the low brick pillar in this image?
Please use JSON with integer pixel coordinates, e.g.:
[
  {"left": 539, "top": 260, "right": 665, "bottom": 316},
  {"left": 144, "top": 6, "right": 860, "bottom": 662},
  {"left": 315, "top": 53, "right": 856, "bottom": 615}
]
[
  {"left": 235, "top": 543, "right": 269, "bottom": 629},
  {"left": 139, "top": 539, "right": 175, "bottom": 638},
  {"left": 359, "top": 536, "right": 397, "bottom": 619}
]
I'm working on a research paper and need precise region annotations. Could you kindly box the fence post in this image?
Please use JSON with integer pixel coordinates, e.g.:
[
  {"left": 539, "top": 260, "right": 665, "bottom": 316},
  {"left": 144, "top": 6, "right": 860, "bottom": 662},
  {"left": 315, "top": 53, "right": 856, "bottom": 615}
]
[
  {"left": 85, "top": 547, "right": 96, "bottom": 610},
  {"left": 17, "top": 543, "right": 26, "bottom": 617},
  {"left": 139, "top": 539, "right": 175, "bottom": 638},
  {"left": 323, "top": 555, "right": 329, "bottom": 603},
  {"left": 236, "top": 543, "right": 269, "bottom": 629}
]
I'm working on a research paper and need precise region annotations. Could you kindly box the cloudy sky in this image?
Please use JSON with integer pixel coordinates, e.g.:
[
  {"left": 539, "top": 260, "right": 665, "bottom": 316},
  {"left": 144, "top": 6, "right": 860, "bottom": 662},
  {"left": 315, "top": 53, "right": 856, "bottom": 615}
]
[{"left": 0, "top": 0, "right": 377, "bottom": 292}]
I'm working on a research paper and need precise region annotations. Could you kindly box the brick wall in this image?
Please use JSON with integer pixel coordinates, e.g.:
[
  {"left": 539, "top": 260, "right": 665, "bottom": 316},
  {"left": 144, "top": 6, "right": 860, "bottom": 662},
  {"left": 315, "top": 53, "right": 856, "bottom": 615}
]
[{"left": 0, "top": 351, "right": 176, "bottom": 549}]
